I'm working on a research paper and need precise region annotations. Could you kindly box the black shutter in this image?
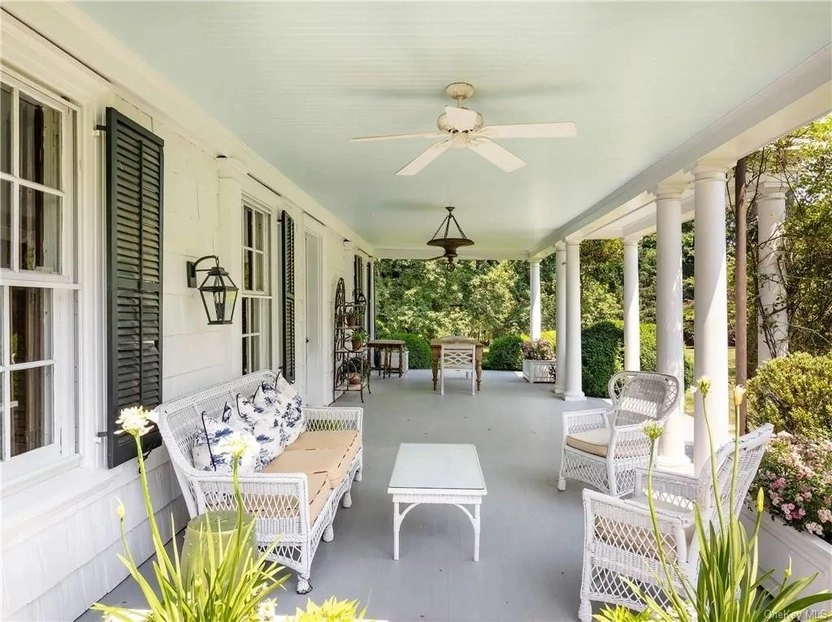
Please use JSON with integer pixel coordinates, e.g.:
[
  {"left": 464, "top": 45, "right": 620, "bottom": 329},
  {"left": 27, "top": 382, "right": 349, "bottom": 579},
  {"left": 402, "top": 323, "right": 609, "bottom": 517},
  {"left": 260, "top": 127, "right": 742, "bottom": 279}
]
[
  {"left": 105, "top": 108, "right": 164, "bottom": 468},
  {"left": 353, "top": 255, "right": 363, "bottom": 301},
  {"left": 281, "top": 211, "right": 296, "bottom": 382}
]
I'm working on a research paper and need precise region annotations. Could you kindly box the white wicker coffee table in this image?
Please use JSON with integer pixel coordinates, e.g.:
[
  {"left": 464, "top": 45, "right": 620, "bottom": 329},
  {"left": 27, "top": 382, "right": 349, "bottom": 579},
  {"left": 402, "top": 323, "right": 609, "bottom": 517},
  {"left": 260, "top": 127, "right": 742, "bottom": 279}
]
[{"left": 387, "top": 443, "right": 487, "bottom": 561}]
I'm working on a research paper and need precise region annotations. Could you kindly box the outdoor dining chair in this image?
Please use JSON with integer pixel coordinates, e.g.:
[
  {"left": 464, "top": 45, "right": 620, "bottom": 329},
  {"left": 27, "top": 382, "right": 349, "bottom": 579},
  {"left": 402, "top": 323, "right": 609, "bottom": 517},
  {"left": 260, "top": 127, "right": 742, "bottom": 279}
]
[{"left": 440, "top": 343, "right": 476, "bottom": 395}]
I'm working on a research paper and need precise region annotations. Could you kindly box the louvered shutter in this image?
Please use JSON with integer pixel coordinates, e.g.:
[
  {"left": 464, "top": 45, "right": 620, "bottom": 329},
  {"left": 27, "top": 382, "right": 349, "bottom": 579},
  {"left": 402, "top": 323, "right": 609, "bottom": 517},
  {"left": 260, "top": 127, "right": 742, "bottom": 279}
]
[
  {"left": 281, "top": 211, "right": 296, "bottom": 382},
  {"left": 353, "top": 255, "right": 363, "bottom": 301},
  {"left": 105, "top": 108, "right": 164, "bottom": 468}
]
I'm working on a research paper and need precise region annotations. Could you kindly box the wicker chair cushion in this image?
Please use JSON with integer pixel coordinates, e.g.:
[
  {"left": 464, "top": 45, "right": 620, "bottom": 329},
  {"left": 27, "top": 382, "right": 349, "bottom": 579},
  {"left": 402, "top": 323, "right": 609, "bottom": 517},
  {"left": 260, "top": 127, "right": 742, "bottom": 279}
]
[
  {"left": 288, "top": 430, "right": 360, "bottom": 452},
  {"left": 566, "top": 429, "right": 644, "bottom": 458},
  {"left": 594, "top": 517, "right": 693, "bottom": 563},
  {"left": 261, "top": 447, "right": 351, "bottom": 489},
  {"left": 192, "top": 405, "right": 260, "bottom": 474},
  {"left": 242, "top": 472, "right": 330, "bottom": 522}
]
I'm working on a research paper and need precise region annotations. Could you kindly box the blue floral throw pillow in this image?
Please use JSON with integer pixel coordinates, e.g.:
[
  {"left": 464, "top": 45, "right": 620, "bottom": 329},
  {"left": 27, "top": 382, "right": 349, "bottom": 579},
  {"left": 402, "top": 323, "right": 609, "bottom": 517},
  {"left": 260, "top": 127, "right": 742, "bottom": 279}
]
[
  {"left": 273, "top": 375, "right": 306, "bottom": 445},
  {"left": 191, "top": 403, "right": 259, "bottom": 474}
]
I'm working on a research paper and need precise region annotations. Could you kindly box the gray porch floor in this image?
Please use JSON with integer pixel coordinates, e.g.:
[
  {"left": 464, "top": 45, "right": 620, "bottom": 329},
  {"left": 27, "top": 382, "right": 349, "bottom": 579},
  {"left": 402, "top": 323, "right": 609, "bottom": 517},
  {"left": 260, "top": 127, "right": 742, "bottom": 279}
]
[{"left": 79, "top": 370, "right": 622, "bottom": 622}]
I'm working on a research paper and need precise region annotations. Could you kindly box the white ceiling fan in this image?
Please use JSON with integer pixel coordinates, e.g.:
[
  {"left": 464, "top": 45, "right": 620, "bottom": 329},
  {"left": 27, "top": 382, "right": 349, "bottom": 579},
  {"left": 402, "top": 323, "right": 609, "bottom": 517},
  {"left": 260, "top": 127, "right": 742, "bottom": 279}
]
[{"left": 350, "top": 82, "right": 576, "bottom": 176}]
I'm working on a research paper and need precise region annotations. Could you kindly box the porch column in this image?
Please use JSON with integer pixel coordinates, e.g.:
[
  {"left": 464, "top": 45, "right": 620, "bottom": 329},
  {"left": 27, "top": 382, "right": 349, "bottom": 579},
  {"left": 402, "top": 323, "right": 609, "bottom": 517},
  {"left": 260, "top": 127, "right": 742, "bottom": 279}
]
[
  {"left": 757, "top": 174, "right": 788, "bottom": 365},
  {"left": 368, "top": 260, "right": 376, "bottom": 340},
  {"left": 530, "top": 260, "right": 541, "bottom": 340},
  {"left": 622, "top": 238, "right": 641, "bottom": 371},
  {"left": 692, "top": 161, "right": 732, "bottom": 472},
  {"left": 564, "top": 240, "right": 584, "bottom": 400},
  {"left": 554, "top": 242, "right": 567, "bottom": 396},
  {"left": 655, "top": 182, "right": 690, "bottom": 467}
]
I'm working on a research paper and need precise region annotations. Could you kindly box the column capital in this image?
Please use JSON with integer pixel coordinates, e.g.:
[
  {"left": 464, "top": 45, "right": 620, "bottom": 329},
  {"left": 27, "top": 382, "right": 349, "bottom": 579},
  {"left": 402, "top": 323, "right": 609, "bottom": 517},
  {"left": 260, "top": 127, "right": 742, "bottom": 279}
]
[
  {"left": 554, "top": 241, "right": 566, "bottom": 252},
  {"left": 758, "top": 173, "right": 788, "bottom": 199},
  {"left": 654, "top": 174, "right": 692, "bottom": 199},
  {"left": 691, "top": 158, "right": 735, "bottom": 181},
  {"left": 217, "top": 156, "right": 249, "bottom": 182},
  {"left": 565, "top": 237, "right": 582, "bottom": 247},
  {"left": 529, "top": 259, "right": 541, "bottom": 266},
  {"left": 622, "top": 237, "right": 641, "bottom": 247}
]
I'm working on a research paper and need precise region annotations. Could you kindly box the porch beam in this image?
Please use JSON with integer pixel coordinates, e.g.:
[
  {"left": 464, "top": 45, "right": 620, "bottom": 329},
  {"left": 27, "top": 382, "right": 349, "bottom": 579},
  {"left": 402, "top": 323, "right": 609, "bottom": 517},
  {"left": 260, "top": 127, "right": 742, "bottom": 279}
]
[
  {"left": 692, "top": 160, "right": 733, "bottom": 471},
  {"left": 554, "top": 242, "right": 567, "bottom": 396},
  {"left": 757, "top": 174, "right": 789, "bottom": 364},
  {"left": 530, "top": 260, "right": 541, "bottom": 340},
  {"left": 654, "top": 181, "right": 691, "bottom": 467},
  {"left": 563, "top": 240, "right": 584, "bottom": 401},
  {"left": 622, "top": 238, "right": 641, "bottom": 371}
]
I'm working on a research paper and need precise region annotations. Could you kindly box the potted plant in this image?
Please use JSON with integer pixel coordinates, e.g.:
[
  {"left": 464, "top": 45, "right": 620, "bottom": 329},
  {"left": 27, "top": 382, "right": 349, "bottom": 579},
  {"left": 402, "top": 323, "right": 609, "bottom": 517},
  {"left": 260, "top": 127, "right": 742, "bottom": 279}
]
[
  {"left": 521, "top": 338, "right": 556, "bottom": 383},
  {"left": 345, "top": 310, "right": 358, "bottom": 328},
  {"left": 345, "top": 356, "right": 364, "bottom": 385},
  {"left": 351, "top": 328, "right": 368, "bottom": 351}
]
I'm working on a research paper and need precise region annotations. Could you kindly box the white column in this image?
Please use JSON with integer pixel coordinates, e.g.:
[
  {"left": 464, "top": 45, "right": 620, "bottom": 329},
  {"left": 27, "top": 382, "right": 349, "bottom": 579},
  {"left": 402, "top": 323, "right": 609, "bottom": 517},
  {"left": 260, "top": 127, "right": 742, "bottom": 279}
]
[
  {"left": 530, "top": 260, "right": 541, "bottom": 340},
  {"left": 554, "top": 242, "right": 567, "bottom": 396},
  {"left": 654, "top": 182, "right": 690, "bottom": 467},
  {"left": 564, "top": 240, "right": 584, "bottom": 401},
  {"left": 368, "top": 260, "right": 376, "bottom": 339},
  {"left": 692, "top": 161, "right": 732, "bottom": 472},
  {"left": 757, "top": 175, "right": 788, "bottom": 365},
  {"left": 622, "top": 238, "right": 641, "bottom": 371}
]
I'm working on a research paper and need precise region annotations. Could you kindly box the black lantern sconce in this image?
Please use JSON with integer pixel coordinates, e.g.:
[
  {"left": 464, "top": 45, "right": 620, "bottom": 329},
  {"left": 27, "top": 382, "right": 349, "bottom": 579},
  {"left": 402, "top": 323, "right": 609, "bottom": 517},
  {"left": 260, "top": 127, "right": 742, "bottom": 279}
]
[{"left": 186, "top": 255, "right": 239, "bottom": 325}]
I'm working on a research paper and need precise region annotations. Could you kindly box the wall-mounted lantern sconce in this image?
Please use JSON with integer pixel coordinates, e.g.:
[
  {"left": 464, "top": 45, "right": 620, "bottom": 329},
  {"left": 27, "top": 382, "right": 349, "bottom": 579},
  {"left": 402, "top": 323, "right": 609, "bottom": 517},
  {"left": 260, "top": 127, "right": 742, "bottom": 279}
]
[{"left": 186, "top": 255, "right": 239, "bottom": 325}]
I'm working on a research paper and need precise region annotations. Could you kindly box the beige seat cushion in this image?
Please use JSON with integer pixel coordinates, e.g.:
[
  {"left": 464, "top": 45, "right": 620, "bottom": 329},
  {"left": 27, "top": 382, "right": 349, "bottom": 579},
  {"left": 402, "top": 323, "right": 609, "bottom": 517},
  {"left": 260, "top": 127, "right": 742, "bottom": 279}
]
[
  {"left": 566, "top": 428, "right": 644, "bottom": 458},
  {"left": 262, "top": 447, "right": 350, "bottom": 489},
  {"left": 288, "top": 430, "right": 360, "bottom": 452},
  {"left": 566, "top": 429, "right": 611, "bottom": 457},
  {"left": 242, "top": 472, "right": 329, "bottom": 522}
]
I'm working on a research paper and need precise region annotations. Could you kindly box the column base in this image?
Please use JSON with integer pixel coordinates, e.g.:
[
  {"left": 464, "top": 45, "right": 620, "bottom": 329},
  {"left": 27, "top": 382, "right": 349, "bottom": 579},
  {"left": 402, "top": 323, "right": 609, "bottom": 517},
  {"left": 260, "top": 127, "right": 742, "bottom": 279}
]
[
  {"left": 553, "top": 384, "right": 565, "bottom": 396},
  {"left": 561, "top": 392, "right": 585, "bottom": 402},
  {"left": 656, "top": 453, "right": 692, "bottom": 471}
]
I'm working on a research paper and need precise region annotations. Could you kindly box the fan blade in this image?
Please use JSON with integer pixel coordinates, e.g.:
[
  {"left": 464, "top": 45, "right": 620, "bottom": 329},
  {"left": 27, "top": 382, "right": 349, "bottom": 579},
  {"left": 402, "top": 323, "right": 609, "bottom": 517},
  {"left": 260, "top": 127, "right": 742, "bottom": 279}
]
[
  {"left": 350, "top": 131, "right": 446, "bottom": 143},
  {"left": 469, "top": 138, "right": 526, "bottom": 172},
  {"left": 444, "top": 106, "right": 480, "bottom": 131},
  {"left": 396, "top": 141, "right": 452, "bottom": 176},
  {"left": 479, "top": 122, "right": 577, "bottom": 139}
]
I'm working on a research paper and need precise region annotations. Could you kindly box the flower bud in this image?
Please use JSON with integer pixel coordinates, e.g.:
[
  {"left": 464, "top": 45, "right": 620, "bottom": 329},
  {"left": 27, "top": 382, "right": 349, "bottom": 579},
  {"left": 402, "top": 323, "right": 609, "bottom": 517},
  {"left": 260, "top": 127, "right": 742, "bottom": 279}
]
[
  {"left": 734, "top": 385, "right": 747, "bottom": 407},
  {"left": 116, "top": 497, "right": 126, "bottom": 520},
  {"left": 756, "top": 487, "right": 764, "bottom": 514},
  {"left": 697, "top": 376, "right": 711, "bottom": 398}
]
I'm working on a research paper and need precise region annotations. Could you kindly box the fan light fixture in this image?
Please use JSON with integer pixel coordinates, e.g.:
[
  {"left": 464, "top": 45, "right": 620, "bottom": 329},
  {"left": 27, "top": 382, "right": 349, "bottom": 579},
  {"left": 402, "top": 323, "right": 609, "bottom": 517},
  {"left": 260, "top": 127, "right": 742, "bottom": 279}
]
[
  {"left": 186, "top": 255, "right": 239, "bottom": 325},
  {"left": 426, "top": 206, "right": 474, "bottom": 271}
]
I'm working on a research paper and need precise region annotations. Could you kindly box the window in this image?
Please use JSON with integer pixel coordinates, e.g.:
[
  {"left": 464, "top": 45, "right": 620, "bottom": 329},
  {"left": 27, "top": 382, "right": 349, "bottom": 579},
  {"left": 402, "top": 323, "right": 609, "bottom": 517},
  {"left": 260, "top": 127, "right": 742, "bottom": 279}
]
[
  {"left": 241, "top": 202, "right": 273, "bottom": 375},
  {"left": 0, "top": 73, "right": 76, "bottom": 465}
]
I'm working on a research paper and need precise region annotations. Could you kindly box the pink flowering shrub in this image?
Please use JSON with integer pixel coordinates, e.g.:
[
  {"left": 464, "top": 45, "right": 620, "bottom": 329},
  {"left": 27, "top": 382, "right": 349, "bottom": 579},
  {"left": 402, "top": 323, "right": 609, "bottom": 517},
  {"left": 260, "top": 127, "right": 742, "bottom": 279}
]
[
  {"left": 752, "top": 431, "right": 832, "bottom": 544},
  {"left": 521, "top": 338, "right": 555, "bottom": 360}
]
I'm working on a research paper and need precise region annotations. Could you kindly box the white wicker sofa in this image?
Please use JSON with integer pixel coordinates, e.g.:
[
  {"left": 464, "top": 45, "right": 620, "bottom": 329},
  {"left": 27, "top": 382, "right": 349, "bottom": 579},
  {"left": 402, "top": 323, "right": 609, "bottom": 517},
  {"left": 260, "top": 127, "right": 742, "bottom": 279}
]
[{"left": 156, "top": 370, "right": 363, "bottom": 594}]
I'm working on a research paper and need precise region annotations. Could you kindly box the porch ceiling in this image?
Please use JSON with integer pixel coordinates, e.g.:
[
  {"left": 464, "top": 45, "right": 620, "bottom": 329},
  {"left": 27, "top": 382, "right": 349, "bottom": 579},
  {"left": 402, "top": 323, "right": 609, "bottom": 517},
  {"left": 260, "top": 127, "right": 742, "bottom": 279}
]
[{"left": 73, "top": 2, "right": 831, "bottom": 256}]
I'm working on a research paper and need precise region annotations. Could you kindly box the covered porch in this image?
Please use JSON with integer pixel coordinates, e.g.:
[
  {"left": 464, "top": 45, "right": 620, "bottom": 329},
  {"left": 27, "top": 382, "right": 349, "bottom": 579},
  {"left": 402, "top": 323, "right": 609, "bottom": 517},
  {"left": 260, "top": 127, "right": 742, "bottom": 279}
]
[{"left": 81, "top": 371, "right": 618, "bottom": 621}]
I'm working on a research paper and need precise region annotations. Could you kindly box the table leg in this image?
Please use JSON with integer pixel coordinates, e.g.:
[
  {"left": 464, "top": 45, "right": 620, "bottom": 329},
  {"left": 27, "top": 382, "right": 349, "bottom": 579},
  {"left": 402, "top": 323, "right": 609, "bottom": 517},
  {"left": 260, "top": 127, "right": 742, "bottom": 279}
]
[
  {"left": 476, "top": 362, "right": 482, "bottom": 391},
  {"left": 393, "top": 501, "right": 401, "bottom": 561},
  {"left": 432, "top": 359, "right": 439, "bottom": 390},
  {"left": 398, "top": 345, "right": 404, "bottom": 377},
  {"left": 473, "top": 504, "right": 481, "bottom": 561}
]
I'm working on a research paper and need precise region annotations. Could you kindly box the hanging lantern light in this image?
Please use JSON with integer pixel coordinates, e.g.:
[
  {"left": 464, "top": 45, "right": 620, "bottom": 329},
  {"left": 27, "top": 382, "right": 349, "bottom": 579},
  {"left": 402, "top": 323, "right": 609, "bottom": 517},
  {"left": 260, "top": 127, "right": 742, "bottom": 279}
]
[
  {"left": 426, "top": 206, "right": 474, "bottom": 271},
  {"left": 186, "top": 255, "right": 239, "bottom": 325}
]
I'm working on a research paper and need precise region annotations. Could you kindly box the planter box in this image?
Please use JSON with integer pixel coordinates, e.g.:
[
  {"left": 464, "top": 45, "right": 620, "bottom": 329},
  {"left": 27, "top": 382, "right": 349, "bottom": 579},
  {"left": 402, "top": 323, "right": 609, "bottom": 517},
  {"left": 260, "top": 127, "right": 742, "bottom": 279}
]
[
  {"left": 741, "top": 507, "right": 832, "bottom": 616},
  {"left": 522, "top": 358, "right": 556, "bottom": 383}
]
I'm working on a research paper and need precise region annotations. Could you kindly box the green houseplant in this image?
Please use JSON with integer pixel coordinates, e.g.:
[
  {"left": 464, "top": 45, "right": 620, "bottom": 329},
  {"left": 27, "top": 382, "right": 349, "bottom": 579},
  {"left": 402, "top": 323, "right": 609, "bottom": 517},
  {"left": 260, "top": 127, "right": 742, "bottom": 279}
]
[
  {"left": 351, "top": 328, "right": 368, "bottom": 351},
  {"left": 595, "top": 381, "right": 832, "bottom": 622}
]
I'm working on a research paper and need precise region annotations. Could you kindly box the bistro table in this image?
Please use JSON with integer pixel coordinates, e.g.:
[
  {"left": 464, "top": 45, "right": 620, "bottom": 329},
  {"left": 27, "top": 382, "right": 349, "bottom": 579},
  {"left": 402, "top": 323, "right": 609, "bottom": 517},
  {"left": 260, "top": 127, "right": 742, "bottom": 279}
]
[
  {"left": 430, "top": 337, "right": 484, "bottom": 390},
  {"left": 367, "top": 339, "right": 406, "bottom": 378}
]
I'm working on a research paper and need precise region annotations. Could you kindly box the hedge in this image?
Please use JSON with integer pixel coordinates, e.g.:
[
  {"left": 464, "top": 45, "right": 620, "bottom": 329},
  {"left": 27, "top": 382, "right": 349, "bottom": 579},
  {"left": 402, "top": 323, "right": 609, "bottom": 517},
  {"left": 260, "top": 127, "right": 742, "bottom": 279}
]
[
  {"left": 581, "top": 321, "right": 694, "bottom": 398},
  {"left": 747, "top": 352, "right": 832, "bottom": 439},
  {"left": 483, "top": 334, "right": 524, "bottom": 370},
  {"left": 387, "top": 332, "right": 432, "bottom": 369}
]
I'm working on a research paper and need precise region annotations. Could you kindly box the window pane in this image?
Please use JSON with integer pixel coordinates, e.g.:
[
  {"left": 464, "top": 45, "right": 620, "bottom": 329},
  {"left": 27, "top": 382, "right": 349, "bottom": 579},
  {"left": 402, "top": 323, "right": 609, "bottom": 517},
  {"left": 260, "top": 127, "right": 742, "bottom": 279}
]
[
  {"left": 1, "top": 181, "right": 10, "bottom": 268},
  {"left": 242, "top": 336, "right": 249, "bottom": 375},
  {"left": 241, "top": 298, "right": 249, "bottom": 334},
  {"left": 243, "top": 249, "right": 253, "bottom": 290},
  {"left": 10, "top": 365, "right": 53, "bottom": 456},
  {"left": 260, "top": 300, "right": 272, "bottom": 369},
  {"left": 255, "top": 252, "right": 264, "bottom": 291},
  {"left": 19, "top": 93, "right": 61, "bottom": 189},
  {"left": 244, "top": 208, "right": 253, "bottom": 246},
  {"left": 19, "top": 187, "right": 61, "bottom": 273},
  {"left": 10, "top": 287, "right": 52, "bottom": 364},
  {"left": 1, "top": 84, "right": 11, "bottom": 174},
  {"left": 255, "top": 211, "right": 265, "bottom": 252}
]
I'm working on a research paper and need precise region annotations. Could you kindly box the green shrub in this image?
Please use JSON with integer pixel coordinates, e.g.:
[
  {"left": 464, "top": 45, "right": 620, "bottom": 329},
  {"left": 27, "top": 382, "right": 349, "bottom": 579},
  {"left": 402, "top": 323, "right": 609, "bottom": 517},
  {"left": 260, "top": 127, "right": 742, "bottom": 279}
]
[
  {"left": 388, "top": 332, "right": 432, "bottom": 369},
  {"left": 582, "top": 321, "right": 624, "bottom": 397},
  {"left": 484, "top": 334, "right": 524, "bottom": 370},
  {"left": 747, "top": 352, "right": 832, "bottom": 439},
  {"left": 581, "top": 321, "right": 693, "bottom": 398}
]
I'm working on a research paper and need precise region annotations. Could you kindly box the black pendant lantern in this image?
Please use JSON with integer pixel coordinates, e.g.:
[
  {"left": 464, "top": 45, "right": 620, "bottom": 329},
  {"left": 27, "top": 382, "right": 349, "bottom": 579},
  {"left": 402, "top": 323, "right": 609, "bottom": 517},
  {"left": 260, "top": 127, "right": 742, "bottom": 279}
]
[
  {"left": 426, "top": 206, "right": 474, "bottom": 271},
  {"left": 186, "top": 255, "right": 239, "bottom": 325}
]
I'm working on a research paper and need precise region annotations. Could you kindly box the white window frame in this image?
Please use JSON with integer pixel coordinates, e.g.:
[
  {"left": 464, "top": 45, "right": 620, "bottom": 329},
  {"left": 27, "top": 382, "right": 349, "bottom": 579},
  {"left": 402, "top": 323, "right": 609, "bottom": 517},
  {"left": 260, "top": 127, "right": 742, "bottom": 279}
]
[
  {"left": 240, "top": 197, "right": 278, "bottom": 375},
  {"left": 0, "top": 69, "right": 78, "bottom": 481}
]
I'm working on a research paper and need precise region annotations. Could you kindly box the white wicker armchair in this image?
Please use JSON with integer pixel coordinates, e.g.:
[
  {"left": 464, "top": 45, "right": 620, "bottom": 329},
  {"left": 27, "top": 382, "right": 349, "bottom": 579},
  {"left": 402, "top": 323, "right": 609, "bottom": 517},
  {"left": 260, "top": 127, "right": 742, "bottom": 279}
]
[
  {"left": 578, "top": 423, "right": 773, "bottom": 621},
  {"left": 156, "top": 370, "right": 363, "bottom": 595},
  {"left": 558, "top": 371, "right": 681, "bottom": 497}
]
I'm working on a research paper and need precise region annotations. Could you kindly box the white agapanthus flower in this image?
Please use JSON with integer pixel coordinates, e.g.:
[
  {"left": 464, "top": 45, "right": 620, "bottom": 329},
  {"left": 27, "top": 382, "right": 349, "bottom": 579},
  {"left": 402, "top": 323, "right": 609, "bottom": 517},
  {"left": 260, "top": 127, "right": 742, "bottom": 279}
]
[
  {"left": 257, "top": 599, "right": 278, "bottom": 622},
  {"left": 116, "top": 406, "right": 153, "bottom": 436},
  {"left": 217, "top": 433, "right": 259, "bottom": 464},
  {"left": 641, "top": 420, "right": 664, "bottom": 442}
]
